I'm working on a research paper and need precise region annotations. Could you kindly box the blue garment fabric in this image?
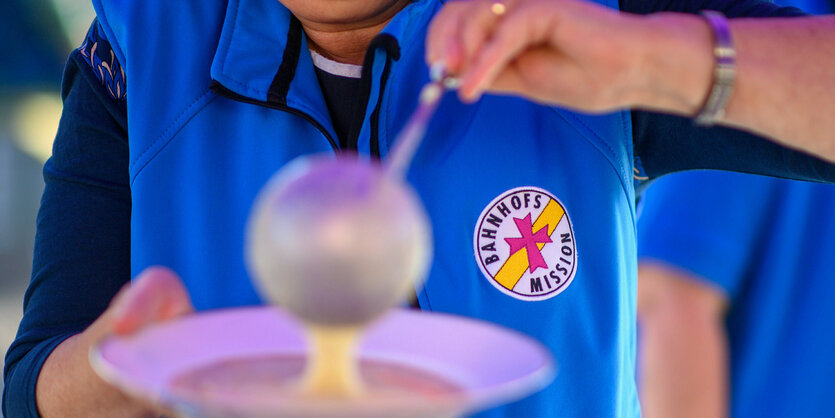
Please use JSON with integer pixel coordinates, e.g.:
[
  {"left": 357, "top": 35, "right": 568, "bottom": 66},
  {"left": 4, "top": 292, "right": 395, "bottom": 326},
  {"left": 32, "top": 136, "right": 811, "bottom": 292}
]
[
  {"left": 94, "top": 1, "right": 641, "bottom": 417},
  {"left": 637, "top": 171, "right": 835, "bottom": 418},
  {"left": 776, "top": 0, "right": 833, "bottom": 14},
  {"left": 2, "top": 1, "right": 829, "bottom": 417}
]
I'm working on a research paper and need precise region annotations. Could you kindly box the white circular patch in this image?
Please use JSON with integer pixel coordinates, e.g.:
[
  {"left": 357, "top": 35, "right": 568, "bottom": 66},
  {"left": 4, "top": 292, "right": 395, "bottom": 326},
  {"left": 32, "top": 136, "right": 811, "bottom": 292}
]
[{"left": 473, "top": 187, "right": 577, "bottom": 301}]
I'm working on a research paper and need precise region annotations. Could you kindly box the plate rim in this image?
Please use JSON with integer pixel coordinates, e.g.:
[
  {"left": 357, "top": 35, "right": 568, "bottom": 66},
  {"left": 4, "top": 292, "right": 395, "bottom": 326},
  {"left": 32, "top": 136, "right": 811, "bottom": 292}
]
[{"left": 89, "top": 307, "right": 556, "bottom": 416}]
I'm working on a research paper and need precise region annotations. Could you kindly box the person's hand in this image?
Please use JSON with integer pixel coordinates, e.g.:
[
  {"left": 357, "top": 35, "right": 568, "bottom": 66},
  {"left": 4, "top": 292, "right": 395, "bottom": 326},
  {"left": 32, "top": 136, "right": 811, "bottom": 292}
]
[
  {"left": 36, "top": 266, "right": 193, "bottom": 417},
  {"left": 106, "top": 266, "right": 195, "bottom": 335},
  {"left": 426, "top": 0, "right": 713, "bottom": 113}
]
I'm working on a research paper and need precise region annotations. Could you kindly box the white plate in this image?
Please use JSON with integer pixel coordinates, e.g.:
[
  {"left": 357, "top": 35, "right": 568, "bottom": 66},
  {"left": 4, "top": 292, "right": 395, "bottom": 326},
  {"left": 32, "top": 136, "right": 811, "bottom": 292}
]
[{"left": 91, "top": 307, "right": 554, "bottom": 417}]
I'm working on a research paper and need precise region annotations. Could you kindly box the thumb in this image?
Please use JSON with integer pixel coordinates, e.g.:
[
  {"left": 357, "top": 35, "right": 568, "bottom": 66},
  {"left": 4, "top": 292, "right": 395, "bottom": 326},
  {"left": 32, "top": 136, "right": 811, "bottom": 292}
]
[{"left": 109, "top": 266, "right": 194, "bottom": 335}]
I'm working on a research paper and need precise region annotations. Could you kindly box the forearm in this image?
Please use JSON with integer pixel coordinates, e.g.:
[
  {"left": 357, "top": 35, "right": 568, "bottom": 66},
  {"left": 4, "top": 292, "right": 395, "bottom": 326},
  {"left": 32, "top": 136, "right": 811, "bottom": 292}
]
[
  {"left": 724, "top": 17, "right": 835, "bottom": 156},
  {"left": 638, "top": 264, "right": 729, "bottom": 418},
  {"left": 32, "top": 267, "right": 194, "bottom": 417},
  {"left": 639, "top": 313, "right": 728, "bottom": 418},
  {"left": 634, "top": 14, "right": 835, "bottom": 161},
  {"left": 36, "top": 315, "right": 154, "bottom": 417}
]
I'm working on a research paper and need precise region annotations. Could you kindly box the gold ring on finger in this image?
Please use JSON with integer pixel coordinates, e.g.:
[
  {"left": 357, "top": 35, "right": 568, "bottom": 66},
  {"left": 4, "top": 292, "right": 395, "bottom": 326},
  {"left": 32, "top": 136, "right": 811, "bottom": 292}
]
[{"left": 490, "top": 0, "right": 507, "bottom": 16}]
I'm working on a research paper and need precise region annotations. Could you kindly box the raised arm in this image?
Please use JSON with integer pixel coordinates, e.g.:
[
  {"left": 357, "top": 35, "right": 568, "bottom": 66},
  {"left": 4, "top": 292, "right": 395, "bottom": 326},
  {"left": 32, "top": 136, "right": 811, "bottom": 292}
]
[
  {"left": 426, "top": 0, "right": 835, "bottom": 162},
  {"left": 715, "top": 16, "right": 835, "bottom": 156}
]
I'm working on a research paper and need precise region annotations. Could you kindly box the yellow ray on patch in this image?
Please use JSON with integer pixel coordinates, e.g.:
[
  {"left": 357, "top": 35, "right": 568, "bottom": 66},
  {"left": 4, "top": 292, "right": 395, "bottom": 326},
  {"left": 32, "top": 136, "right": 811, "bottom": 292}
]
[{"left": 494, "top": 200, "right": 565, "bottom": 290}]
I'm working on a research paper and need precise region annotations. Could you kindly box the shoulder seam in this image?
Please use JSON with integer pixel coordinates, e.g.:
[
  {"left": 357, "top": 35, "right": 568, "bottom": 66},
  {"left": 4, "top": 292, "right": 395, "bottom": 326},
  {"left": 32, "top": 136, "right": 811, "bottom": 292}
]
[
  {"left": 551, "top": 108, "right": 636, "bottom": 220},
  {"left": 129, "top": 90, "right": 218, "bottom": 184}
]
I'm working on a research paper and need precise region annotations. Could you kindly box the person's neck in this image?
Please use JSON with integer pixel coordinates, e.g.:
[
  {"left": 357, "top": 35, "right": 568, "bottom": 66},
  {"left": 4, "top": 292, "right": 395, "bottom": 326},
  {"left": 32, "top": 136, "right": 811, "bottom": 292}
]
[{"left": 298, "top": 0, "right": 410, "bottom": 65}]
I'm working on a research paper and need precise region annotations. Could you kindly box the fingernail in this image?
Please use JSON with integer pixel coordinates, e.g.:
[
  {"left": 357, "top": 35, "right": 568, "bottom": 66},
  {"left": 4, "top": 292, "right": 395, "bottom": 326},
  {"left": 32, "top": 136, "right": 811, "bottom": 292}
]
[
  {"left": 112, "top": 314, "right": 135, "bottom": 335},
  {"left": 443, "top": 76, "right": 462, "bottom": 90},
  {"left": 430, "top": 62, "right": 447, "bottom": 82}
]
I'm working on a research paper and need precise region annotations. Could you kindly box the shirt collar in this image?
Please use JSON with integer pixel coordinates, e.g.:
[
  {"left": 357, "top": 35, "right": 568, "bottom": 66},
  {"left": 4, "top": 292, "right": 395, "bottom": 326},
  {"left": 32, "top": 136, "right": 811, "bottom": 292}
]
[
  {"left": 211, "top": 0, "right": 439, "bottom": 104},
  {"left": 211, "top": 0, "right": 298, "bottom": 102}
]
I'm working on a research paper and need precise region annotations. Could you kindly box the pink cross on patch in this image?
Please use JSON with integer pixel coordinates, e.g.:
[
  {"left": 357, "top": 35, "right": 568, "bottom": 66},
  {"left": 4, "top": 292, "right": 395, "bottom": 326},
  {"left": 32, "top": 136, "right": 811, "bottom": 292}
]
[{"left": 504, "top": 213, "right": 552, "bottom": 273}]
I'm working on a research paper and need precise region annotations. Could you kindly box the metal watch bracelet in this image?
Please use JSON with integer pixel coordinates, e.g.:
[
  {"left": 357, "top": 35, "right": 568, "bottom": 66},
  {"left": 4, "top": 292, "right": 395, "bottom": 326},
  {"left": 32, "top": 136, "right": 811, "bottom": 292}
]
[{"left": 695, "top": 10, "right": 736, "bottom": 126}]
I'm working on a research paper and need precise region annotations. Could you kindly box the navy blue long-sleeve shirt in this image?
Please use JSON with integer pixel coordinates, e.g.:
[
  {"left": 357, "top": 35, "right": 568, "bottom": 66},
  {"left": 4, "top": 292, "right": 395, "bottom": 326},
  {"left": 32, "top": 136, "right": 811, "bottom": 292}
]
[{"left": 5, "top": 0, "right": 828, "bottom": 416}]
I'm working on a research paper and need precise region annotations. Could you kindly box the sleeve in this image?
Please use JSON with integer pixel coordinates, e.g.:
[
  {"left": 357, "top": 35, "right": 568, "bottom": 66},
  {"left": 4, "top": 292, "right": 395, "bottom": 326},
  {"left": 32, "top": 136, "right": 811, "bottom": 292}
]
[
  {"left": 2, "top": 20, "right": 130, "bottom": 418},
  {"left": 633, "top": 112, "right": 835, "bottom": 184},
  {"left": 637, "top": 170, "right": 778, "bottom": 298}
]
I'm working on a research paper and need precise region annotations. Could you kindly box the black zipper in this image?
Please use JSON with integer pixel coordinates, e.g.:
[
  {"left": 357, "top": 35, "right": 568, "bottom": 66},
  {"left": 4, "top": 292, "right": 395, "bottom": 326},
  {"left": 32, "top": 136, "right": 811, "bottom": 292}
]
[
  {"left": 346, "top": 34, "right": 401, "bottom": 155},
  {"left": 345, "top": 60, "right": 375, "bottom": 151},
  {"left": 210, "top": 81, "right": 339, "bottom": 152},
  {"left": 369, "top": 56, "right": 394, "bottom": 158}
]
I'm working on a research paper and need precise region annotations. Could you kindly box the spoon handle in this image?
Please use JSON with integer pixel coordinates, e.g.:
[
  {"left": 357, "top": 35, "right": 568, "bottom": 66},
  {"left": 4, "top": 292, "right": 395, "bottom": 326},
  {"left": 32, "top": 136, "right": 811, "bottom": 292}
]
[{"left": 385, "top": 65, "right": 458, "bottom": 178}]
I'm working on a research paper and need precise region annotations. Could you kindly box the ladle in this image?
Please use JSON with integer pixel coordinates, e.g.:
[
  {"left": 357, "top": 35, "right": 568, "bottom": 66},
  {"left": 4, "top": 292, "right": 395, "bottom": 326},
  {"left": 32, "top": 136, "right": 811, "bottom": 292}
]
[{"left": 246, "top": 66, "right": 456, "bottom": 395}]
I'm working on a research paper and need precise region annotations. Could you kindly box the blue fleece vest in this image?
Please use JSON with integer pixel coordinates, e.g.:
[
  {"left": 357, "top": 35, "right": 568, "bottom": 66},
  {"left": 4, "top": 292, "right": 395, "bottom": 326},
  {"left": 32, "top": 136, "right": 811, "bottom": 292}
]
[{"left": 91, "top": 0, "right": 638, "bottom": 416}]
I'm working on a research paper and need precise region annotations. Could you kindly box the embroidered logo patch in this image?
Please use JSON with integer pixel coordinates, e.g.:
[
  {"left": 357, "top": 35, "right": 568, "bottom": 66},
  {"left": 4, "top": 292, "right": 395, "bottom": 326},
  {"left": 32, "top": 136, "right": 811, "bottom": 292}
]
[{"left": 474, "top": 187, "right": 577, "bottom": 301}]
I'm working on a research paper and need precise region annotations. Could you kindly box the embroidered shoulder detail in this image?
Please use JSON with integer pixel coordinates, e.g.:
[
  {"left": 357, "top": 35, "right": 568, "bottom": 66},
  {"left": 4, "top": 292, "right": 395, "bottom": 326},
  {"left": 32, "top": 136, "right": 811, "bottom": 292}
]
[
  {"left": 78, "top": 21, "right": 126, "bottom": 102},
  {"left": 633, "top": 156, "right": 649, "bottom": 181}
]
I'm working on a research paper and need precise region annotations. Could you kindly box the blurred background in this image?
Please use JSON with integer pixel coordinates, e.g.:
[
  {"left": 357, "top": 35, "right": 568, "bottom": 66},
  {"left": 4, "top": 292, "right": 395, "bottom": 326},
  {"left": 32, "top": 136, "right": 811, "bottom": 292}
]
[
  {"left": 0, "top": 0, "right": 831, "bottom": 414},
  {"left": 0, "top": 0, "right": 95, "bottom": 402}
]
